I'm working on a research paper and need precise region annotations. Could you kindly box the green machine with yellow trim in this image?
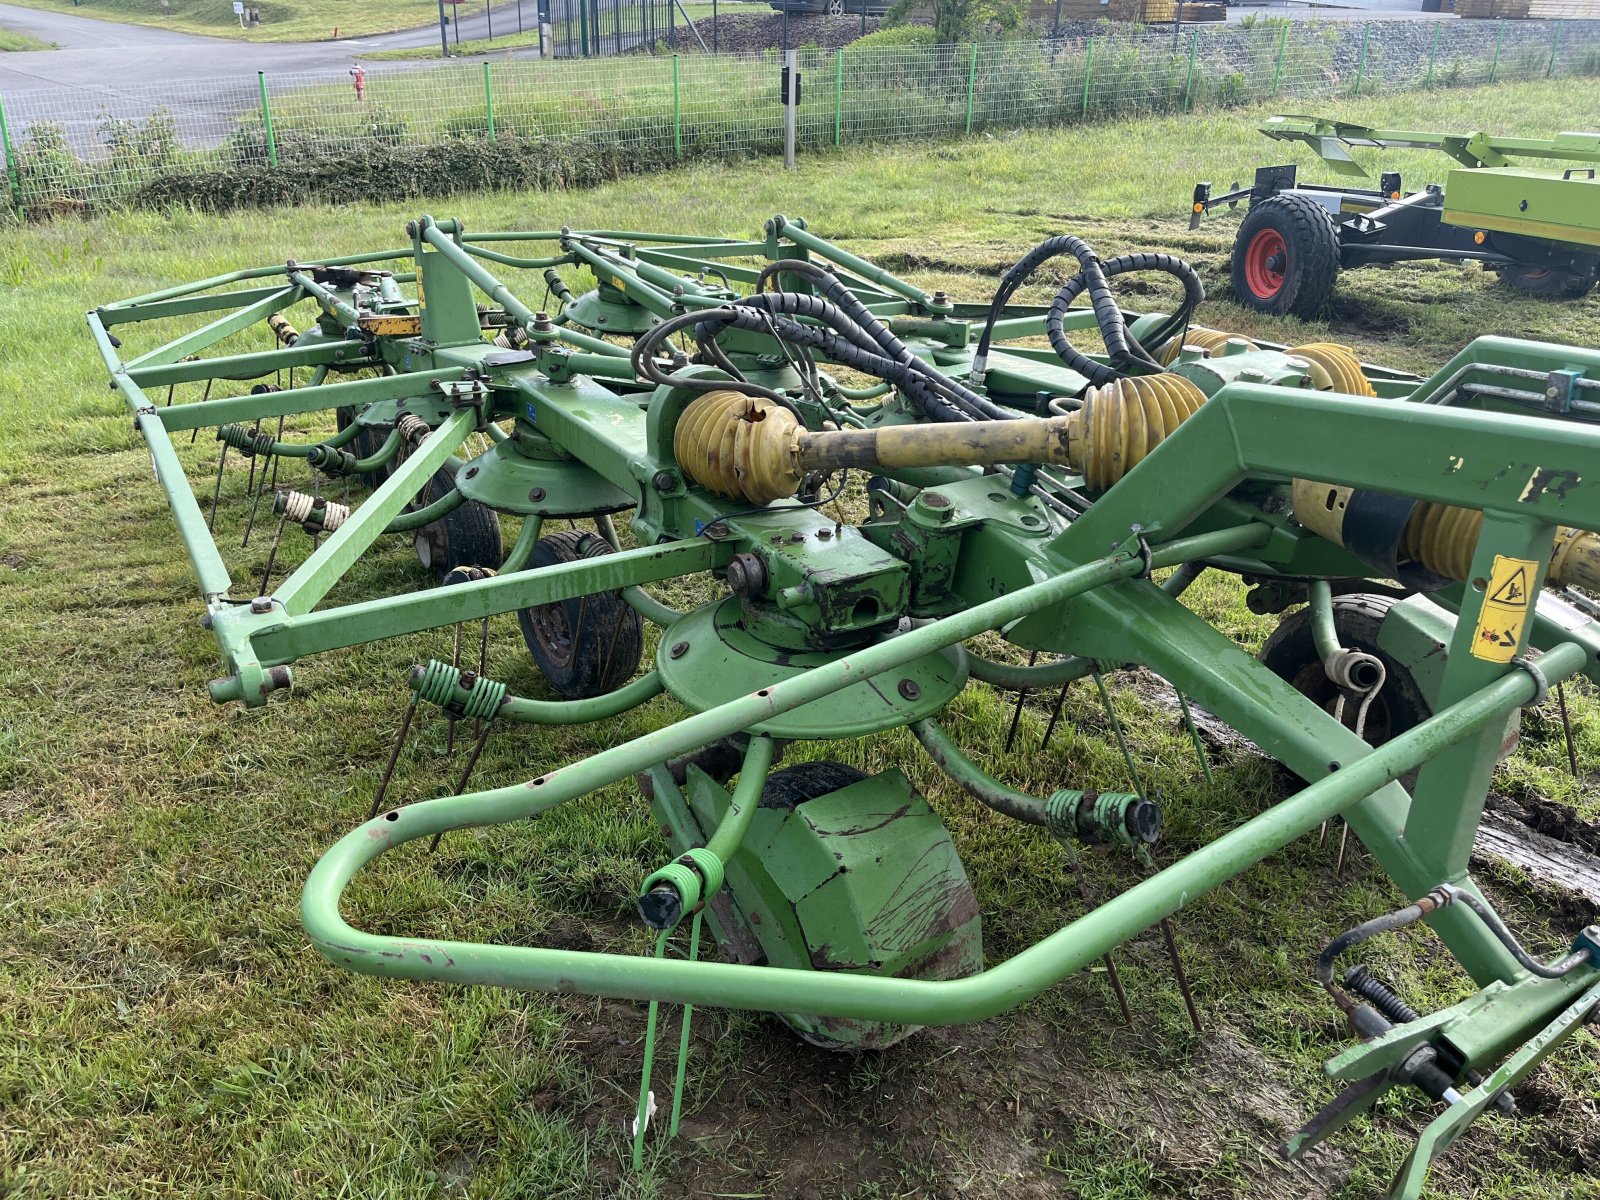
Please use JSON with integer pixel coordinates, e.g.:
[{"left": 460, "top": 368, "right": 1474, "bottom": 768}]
[
  {"left": 1192, "top": 115, "right": 1600, "bottom": 315},
  {"left": 89, "top": 215, "right": 1600, "bottom": 1197}
]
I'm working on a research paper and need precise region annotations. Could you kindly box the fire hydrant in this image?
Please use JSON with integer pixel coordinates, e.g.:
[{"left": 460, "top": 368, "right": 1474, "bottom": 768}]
[{"left": 349, "top": 63, "right": 366, "bottom": 101}]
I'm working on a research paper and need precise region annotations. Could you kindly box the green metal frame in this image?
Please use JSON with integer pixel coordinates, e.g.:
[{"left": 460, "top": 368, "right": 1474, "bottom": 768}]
[{"left": 88, "top": 214, "right": 1600, "bottom": 1195}]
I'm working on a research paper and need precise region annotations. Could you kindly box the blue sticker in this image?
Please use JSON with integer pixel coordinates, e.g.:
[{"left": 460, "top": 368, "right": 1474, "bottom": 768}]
[{"left": 525, "top": 402, "right": 538, "bottom": 422}]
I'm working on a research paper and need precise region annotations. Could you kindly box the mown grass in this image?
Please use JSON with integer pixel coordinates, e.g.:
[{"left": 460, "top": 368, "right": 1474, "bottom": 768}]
[
  {"left": 0, "top": 23, "right": 55, "bottom": 50},
  {"left": 3, "top": 78, "right": 1600, "bottom": 1199}
]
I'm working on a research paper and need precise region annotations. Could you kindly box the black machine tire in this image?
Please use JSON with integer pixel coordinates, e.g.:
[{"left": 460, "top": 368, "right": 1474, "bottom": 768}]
[
  {"left": 760, "top": 760, "right": 869, "bottom": 810},
  {"left": 1257, "top": 592, "right": 1432, "bottom": 752},
  {"left": 334, "top": 405, "right": 390, "bottom": 489},
  {"left": 517, "top": 529, "right": 643, "bottom": 699},
  {"left": 1498, "top": 265, "right": 1597, "bottom": 300},
  {"left": 1231, "top": 193, "right": 1341, "bottom": 318},
  {"left": 412, "top": 468, "right": 502, "bottom": 583}
]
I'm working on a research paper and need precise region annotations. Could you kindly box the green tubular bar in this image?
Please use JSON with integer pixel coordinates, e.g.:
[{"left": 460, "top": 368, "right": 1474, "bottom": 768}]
[
  {"left": 381, "top": 487, "right": 467, "bottom": 534},
  {"left": 909, "top": 718, "right": 1050, "bottom": 826},
  {"left": 303, "top": 628, "right": 1584, "bottom": 1024}
]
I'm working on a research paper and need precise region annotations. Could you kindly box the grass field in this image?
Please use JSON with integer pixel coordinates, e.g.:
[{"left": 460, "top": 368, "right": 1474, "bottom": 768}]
[
  {"left": 0, "top": 23, "right": 55, "bottom": 49},
  {"left": 4, "top": 79, "right": 1600, "bottom": 1199}
]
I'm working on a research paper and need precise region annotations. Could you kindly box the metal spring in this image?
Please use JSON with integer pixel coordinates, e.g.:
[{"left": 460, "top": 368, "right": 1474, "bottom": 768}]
[
  {"left": 411, "top": 658, "right": 508, "bottom": 720},
  {"left": 1343, "top": 966, "right": 1421, "bottom": 1024},
  {"left": 216, "top": 424, "right": 278, "bottom": 457},
  {"left": 395, "top": 413, "right": 433, "bottom": 443},
  {"left": 278, "top": 489, "right": 351, "bottom": 532}
]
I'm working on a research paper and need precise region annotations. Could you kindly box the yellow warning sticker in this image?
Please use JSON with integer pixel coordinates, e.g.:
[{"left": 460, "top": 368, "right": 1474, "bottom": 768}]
[{"left": 1471, "top": 554, "right": 1539, "bottom": 663}]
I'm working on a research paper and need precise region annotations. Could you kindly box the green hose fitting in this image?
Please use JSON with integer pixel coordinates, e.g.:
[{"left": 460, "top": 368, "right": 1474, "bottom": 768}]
[
  {"left": 409, "top": 659, "right": 509, "bottom": 721},
  {"left": 305, "top": 444, "right": 360, "bottom": 476},
  {"left": 638, "top": 847, "right": 725, "bottom": 931},
  {"left": 1046, "top": 789, "right": 1162, "bottom": 848}
]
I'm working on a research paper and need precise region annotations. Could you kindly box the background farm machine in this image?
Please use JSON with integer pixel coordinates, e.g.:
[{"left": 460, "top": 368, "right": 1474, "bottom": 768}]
[{"left": 1194, "top": 115, "right": 1600, "bottom": 315}]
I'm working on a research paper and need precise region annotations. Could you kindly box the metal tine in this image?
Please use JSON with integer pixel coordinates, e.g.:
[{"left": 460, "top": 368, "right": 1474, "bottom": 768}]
[
  {"left": 1062, "top": 841, "right": 1133, "bottom": 1026},
  {"left": 1004, "top": 651, "right": 1039, "bottom": 754},
  {"left": 367, "top": 692, "right": 421, "bottom": 821},
  {"left": 189, "top": 379, "right": 213, "bottom": 444},
  {"left": 1099, "top": 666, "right": 1204, "bottom": 1035},
  {"left": 1175, "top": 690, "right": 1214, "bottom": 784},
  {"left": 1041, "top": 678, "right": 1072, "bottom": 751},
  {"left": 1557, "top": 683, "right": 1580, "bottom": 777},
  {"left": 258, "top": 510, "right": 289, "bottom": 596},
  {"left": 428, "top": 720, "right": 491, "bottom": 854},
  {"left": 1335, "top": 821, "right": 1352, "bottom": 879},
  {"left": 243, "top": 422, "right": 262, "bottom": 500},
  {"left": 445, "top": 622, "right": 463, "bottom": 756},
  {"left": 241, "top": 460, "right": 270, "bottom": 548}
]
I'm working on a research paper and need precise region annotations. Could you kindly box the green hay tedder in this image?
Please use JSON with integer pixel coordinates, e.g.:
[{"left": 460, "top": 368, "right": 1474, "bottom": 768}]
[{"left": 89, "top": 214, "right": 1600, "bottom": 1195}]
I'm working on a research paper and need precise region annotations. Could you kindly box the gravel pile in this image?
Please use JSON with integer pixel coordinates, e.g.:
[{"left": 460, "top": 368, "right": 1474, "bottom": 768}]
[
  {"left": 666, "top": 12, "right": 885, "bottom": 53},
  {"left": 659, "top": 13, "right": 1600, "bottom": 85}
]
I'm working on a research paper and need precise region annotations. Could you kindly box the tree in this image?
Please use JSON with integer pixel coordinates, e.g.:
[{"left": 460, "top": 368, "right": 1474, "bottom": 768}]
[{"left": 881, "top": 0, "right": 1025, "bottom": 45}]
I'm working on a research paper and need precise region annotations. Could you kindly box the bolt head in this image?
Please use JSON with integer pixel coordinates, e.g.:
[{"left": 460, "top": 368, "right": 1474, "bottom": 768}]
[
  {"left": 669, "top": 641, "right": 690, "bottom": 660},
  {"left": 652, "top": 470, "right": 676, "bottom": 492},
  {"left": 250, "top": 596, "right": 274, "bottom": 614},
  {"left": 527, "top": 487, "right": 546, "bottom": 502},
  {"left": 897, "top": 678, "right": 922, "bottom": 701}
]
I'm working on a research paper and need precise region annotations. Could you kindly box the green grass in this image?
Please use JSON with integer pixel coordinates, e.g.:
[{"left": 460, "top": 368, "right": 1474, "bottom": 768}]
[
  {"left": 0, "top": 23, "right": 56, "bottom": 49},
  {"left": 4, "top": 77, "right": 1600, "bottom": 1199}
]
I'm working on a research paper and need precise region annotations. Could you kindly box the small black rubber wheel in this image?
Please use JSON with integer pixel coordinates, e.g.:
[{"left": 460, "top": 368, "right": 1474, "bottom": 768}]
[
  {"left": 334, "top": 405, "right": 390, "bottom": 489},
  {"left": 516, "top": 529, "right": 643, "bottom": 699},
  {"left": 1498, "top": 265, "right": 1596, "bottom": 300},
  {"left": 412, "top": 469, "right": 502, "bottom": 583},
  {"left": 1231, "top": 193, "right": 1341, "bottom": 318},
  {"left": 1258, "top": 592, "right": 1432, "bottom": 751},
  {"left": 760, "top": 761, "right": 868, "bottom": 810}
]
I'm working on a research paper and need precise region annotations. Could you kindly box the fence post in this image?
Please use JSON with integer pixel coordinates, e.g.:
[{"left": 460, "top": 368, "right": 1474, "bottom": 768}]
[
  {"left": 484, "top": 62, "right": 496, "bottom": 142},
  {"left": 1489, "top": 18, "right": 1505, "bottom": 83},
  {"left": 782, "top": 49, "right": 797, "bottom": 170},
  {"left": 1426, "top": 22, "right": 1440, "bottom": 90},
  {"left": 1352, "top": 23, "right": 1370, "bottom": 97},
  {"left": 672, "top": 54, "right": 682, "bottom": 157},
  {"left": 834, "top": 48, "right": 843, "bottom": 147},
  {"left": 257, "top": 71, "right": 278, "bottom": 169},
  {"left": 1272, "top": 23, "right": 1288, "bottom": 98},
  {"left": 1547, "top": 19, "right": 1564, "bottom": 78},
  {"left": 0, "top": 90, "right": 20, "bottom": 211},
  {"left": 1182, "top": 29, "right": 1197, "bottom": 111},
  {"left": 579, "top": 0, "right": 588, "bottom": 57},
  {"left": 1081, "top": 36, "right": 1095, "bottom": 118},
  {"left": 965, "top": 42, "right": 977, "bottom": 135}
]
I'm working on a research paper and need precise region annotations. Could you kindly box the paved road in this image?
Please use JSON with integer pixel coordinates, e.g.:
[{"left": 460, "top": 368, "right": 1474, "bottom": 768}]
[
  {"left": 0, "top": 0, "right": 560, "bottom": 153},
  {"left": 0, "top": 1, "right": 534, "bottom": 94}
]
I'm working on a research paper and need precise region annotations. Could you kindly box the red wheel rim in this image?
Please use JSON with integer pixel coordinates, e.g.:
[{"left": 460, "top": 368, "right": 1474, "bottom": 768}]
[{"left": 1244, "top": 228, "right": 1287, "bottom": 299}]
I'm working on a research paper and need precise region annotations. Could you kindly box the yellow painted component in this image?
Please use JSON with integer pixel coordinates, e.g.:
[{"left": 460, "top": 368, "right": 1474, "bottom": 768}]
[
  {"left": 1451, "top": 210, "right": 1600, "bottom": 249},
  {"left": 358, "top": 313, "right": 423, "bottom": 336},
  {"left": 1549, "top": 526, "right": 1600, "bottom": 593},
  {"left": 1158, "top": 327, "right": 1259, "bottom": 365},
  {"left": 1403, "top": 502, "right": 1485, "bottom": 582},
  {"left": 1299, "top": 486, "right": 1599, "bottom": 596},
  {"left": 1069, "top": 372, "right": 1208, "bottom": 491},
  {"left": 681, "top": 371, "right": 1207, "bottom": 504},
  {"left": 675, "top": 390, "right": 806, "bottom": 505},
  {"left": 1286, "top": 343, "right": 1376, "bottom": 397},
  {"left": 1471, "top": 554, "right": 1539, "bottom": 663}
]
